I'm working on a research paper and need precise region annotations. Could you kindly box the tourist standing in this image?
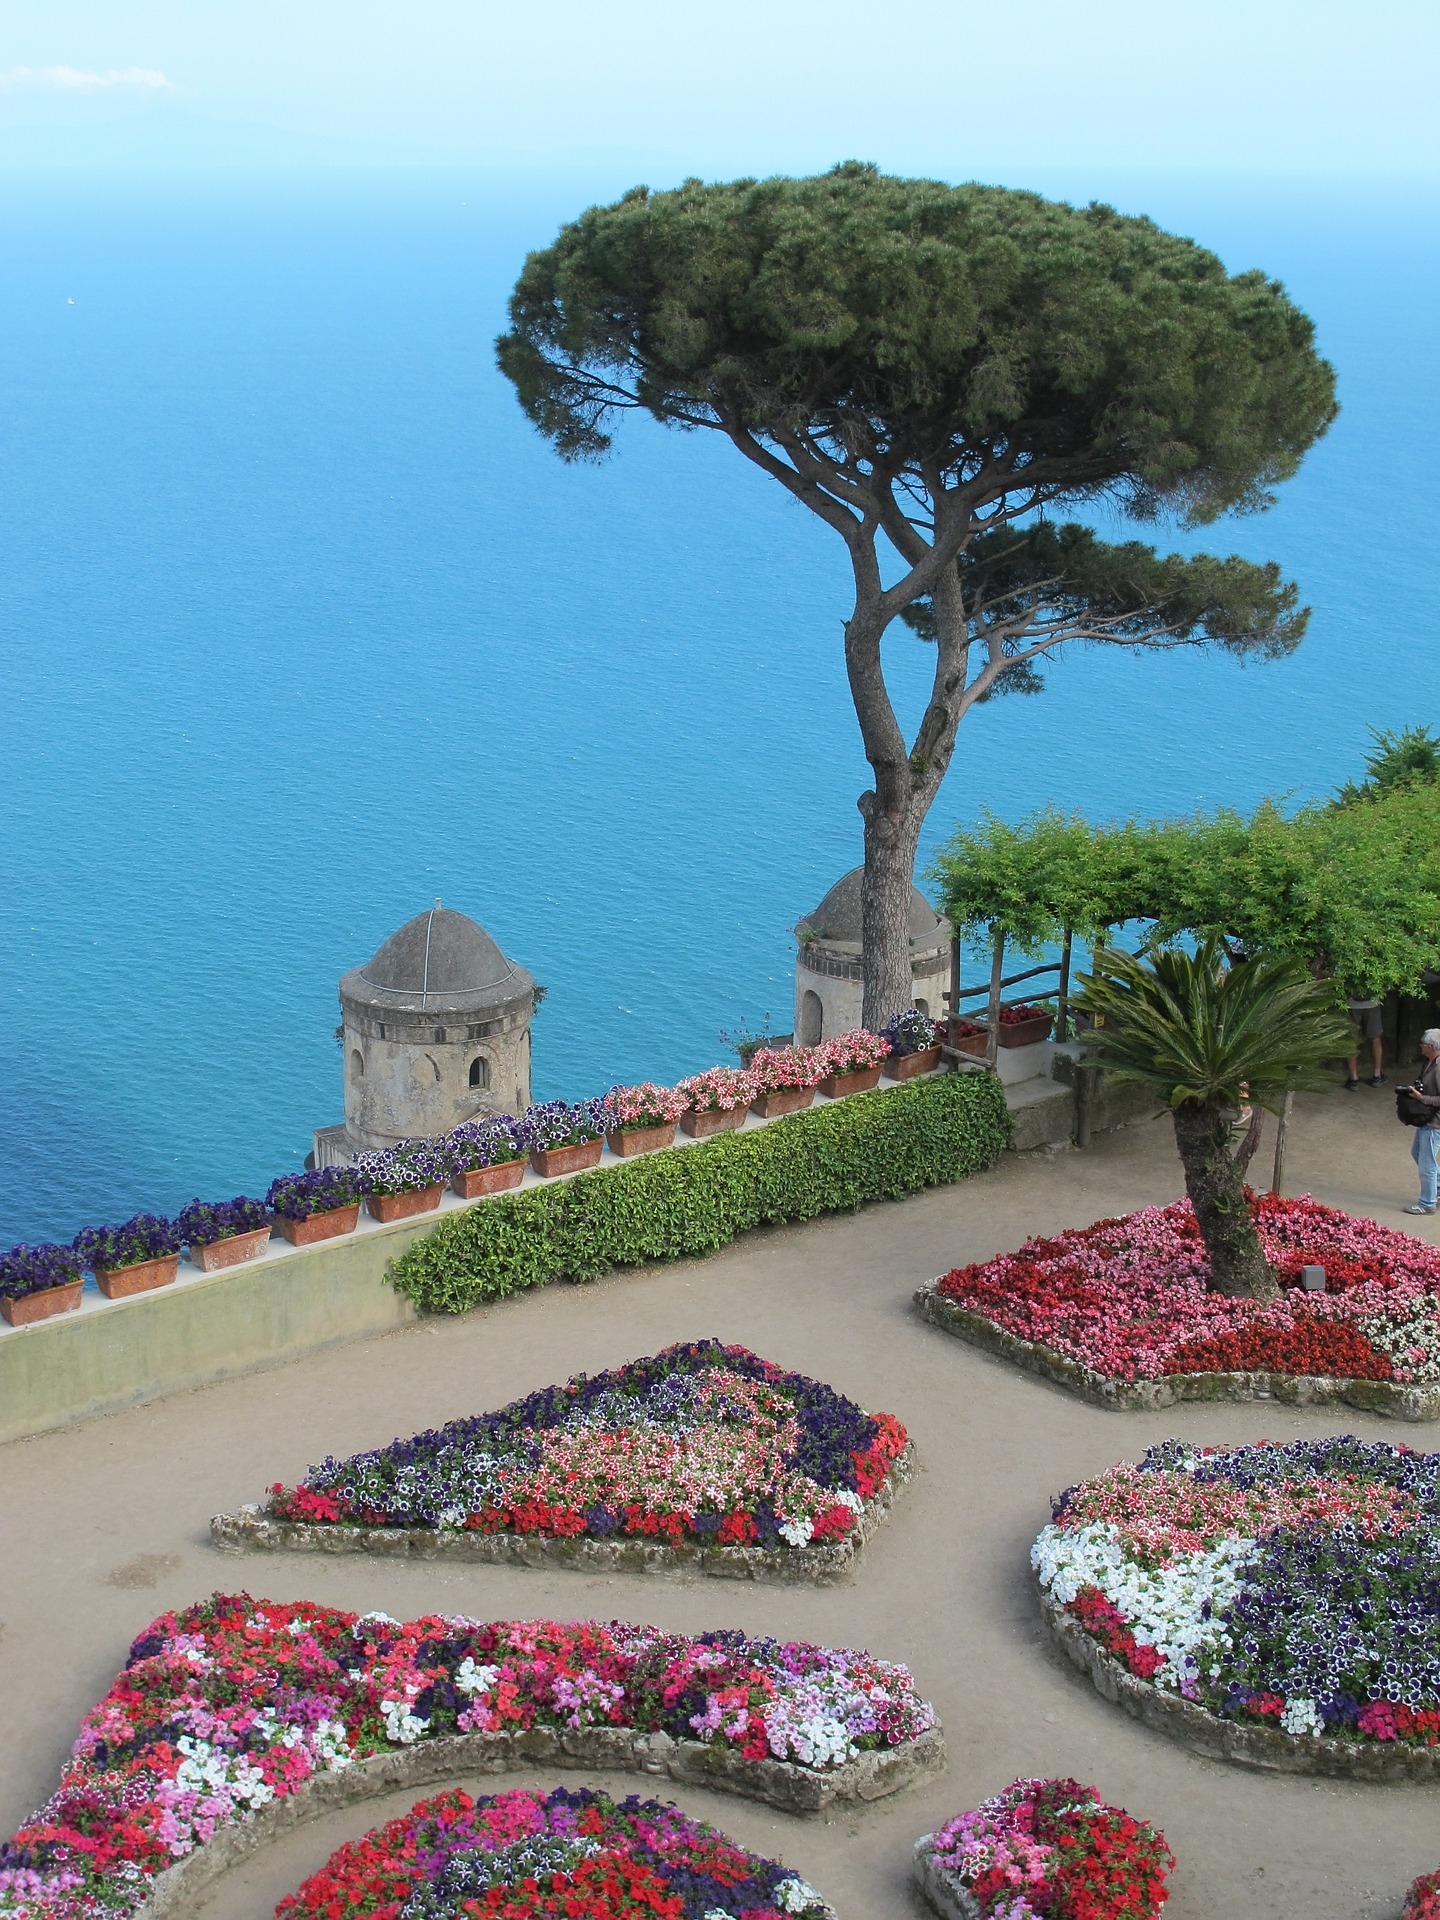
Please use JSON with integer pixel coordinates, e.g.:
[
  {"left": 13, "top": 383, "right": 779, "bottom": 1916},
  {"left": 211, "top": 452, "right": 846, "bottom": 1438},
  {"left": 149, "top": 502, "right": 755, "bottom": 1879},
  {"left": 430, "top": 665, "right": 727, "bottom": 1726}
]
[
  {"left": 1404, "top": 1030, "right": 1440, "bottom": 1216},
  {"left": 1345, "top": 993, "right": 1385, "bottom": 1089}
]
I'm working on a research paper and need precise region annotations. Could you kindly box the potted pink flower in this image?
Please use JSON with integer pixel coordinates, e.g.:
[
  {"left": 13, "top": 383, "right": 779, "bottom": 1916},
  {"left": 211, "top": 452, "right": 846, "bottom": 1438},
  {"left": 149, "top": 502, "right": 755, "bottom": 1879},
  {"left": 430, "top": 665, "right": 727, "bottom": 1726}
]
[
  {"left": 817, "top": 1028, "right": 890, "bottom": 1098},
  {"left": 677, "top": 1065, "right": 758, "bottom": 1137},
  {"left": 603, "top": 1081, "right": 690, "bottom": 1157},
  {"left": 748, "top": 1044, "right": 828, "bottom": 1119}
]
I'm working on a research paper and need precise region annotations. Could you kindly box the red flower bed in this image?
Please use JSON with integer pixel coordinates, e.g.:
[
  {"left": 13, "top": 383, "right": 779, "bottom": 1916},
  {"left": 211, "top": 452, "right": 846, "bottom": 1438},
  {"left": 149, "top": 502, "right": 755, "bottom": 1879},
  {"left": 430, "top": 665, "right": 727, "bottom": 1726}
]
[{"left": 935, "top": 1194, "right": 1440, "bottom": 1385}]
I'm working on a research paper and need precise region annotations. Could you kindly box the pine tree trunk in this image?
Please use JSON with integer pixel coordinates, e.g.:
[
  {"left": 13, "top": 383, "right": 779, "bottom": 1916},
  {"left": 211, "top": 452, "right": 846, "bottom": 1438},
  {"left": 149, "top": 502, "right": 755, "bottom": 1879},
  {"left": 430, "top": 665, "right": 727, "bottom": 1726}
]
[
  {"left": 1170, "top": 1099, "right": 1277, "bottom": 1301},
  {"left": 860, "top": 803, "right": 923, "bottom": 1031}
]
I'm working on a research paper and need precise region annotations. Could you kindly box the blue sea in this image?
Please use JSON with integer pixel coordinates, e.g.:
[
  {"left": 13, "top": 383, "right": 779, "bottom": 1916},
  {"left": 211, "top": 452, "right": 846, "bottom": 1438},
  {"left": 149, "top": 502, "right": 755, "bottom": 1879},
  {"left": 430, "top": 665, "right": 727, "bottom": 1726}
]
[{"left": 1, "top": 167, "right": 1437, "bottom": 1248}]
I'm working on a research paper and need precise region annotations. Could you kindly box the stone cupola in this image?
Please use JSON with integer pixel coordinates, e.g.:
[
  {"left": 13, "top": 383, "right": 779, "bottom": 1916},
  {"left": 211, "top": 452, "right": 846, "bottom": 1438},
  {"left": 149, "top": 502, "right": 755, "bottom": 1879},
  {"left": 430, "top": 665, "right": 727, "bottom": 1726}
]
[
  {"left": 793, "top": 866, "right": 951, "bottom": 1043},
  {"left": 332, "top": 902, "right": 534, "bottom": 1154}
]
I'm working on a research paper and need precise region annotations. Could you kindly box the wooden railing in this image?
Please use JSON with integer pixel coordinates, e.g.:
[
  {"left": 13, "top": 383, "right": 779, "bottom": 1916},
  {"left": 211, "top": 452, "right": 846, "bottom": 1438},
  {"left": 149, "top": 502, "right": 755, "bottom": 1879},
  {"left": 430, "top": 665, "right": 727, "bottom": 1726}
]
[{"left": 942, "top": 929, "right": 1076, "bottom": 1073}]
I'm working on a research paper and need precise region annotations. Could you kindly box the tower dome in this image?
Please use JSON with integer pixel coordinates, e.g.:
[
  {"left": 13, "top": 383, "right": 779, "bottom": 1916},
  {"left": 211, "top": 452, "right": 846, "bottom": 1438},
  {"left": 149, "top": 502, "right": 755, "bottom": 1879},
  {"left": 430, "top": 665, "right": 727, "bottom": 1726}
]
[
  {"left": 318, "top": 902, "right": 535, "bottom": 1161},
  {"left": 793, "top": 865, "right": 951, "bottom": 1045}
]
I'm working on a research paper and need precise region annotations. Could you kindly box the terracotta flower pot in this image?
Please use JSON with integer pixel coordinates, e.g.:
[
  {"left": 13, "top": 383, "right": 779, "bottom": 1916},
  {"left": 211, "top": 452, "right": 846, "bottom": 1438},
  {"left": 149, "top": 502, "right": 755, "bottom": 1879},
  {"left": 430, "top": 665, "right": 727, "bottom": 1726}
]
[
  {"left": 367, "top": 1186, "right": 443, "bottom": 1224},
  {"left": 276, "top": 1205, "right": 361, "bottom": 1247},
  {"left": 998, "top": 1013, "right": 1054, "bottom": 1049},
  {"left": 750, "top": 1086, "right": 817, "bottom": 1119},
  {"left": 607, "top": 1122, "right": 678, "bottom": 1157},
  {"left": 818, "top": 1066, "right": 883, "bottom": 1098},
  {"left": 452, "top": 1159, "right": 526, "bottom": 1199},
  {"left": 885, "top": 1046, "right": 943, "bottom": 1081},
  {"left": 94, "top": 1254, "right": 181, "bottom": 1299},
  {"left": 950, "top": 1027, "right": 989, "bottom": 1058},
  {"left": 529, "top": 1140, "right": 604, "bottom": 1178},
  {"left": 679, "top": 1104, "right": 748, "bottom": 1138},
  {"left": 1, "top": 1279, "right": 84, "bottom": 1326},
  {"left": 189, "top": 1226, "right": 273, "bottom": 1273}
]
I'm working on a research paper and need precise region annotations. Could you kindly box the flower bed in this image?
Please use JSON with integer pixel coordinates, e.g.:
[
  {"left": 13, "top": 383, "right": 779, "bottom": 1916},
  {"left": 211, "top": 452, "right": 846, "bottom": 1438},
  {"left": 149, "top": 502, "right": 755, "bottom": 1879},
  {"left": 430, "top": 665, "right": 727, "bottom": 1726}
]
[
  {"left": 1031, "top": 1435, "right": 1440, "bottom": 1778},
  {"left": 915, "top": 1777, "right": 1172, "bottom": 1920},
  {"left": 0, "top": 1595, "right": 941, "bottom": 1918},
  {"left": 922, "top": 1194, "right": 1440, "bottom": 1417},
  {"left": 276, "top": 1786, "right": 835, "bottom": 1919},
  {"left": 1408, "top": 1871, "right": 1440, "bottom": 1919},
  {"left": 217, "top": 1339, "right": 911, "bottom": 1580}
]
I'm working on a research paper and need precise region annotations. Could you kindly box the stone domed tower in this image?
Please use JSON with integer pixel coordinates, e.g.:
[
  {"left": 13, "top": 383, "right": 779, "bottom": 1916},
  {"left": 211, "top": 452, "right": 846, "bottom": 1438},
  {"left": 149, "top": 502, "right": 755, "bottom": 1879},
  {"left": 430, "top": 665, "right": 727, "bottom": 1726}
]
[
  {"left": 316, "top": 903, "right": 534, "bottom": 1162},
  {"left": 793, "top": 867, "right": 951, "bottom": 1044}
]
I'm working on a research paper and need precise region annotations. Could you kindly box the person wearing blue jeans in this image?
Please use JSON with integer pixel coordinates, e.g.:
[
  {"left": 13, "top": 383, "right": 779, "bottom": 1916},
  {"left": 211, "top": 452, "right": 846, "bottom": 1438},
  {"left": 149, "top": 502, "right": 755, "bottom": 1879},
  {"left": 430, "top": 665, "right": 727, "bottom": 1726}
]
[{"left": 1405, "top": 1030, "right": 1440, "bottom": 1215}]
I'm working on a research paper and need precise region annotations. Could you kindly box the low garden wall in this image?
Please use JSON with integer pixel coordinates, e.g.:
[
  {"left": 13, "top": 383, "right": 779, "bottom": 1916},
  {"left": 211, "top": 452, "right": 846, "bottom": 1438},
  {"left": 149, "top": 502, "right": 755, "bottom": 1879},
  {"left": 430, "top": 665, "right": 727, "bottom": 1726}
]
[{"left": 0, "top": 1073, "right": 1009, "bottom": 1445}]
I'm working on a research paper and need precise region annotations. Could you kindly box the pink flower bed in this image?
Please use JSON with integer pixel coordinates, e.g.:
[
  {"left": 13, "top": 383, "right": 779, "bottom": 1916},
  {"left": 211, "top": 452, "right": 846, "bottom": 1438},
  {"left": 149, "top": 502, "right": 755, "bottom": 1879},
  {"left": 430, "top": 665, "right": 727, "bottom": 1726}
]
[{"left": 937, "top": 1194, "right": 1440, "bottom": 1384}]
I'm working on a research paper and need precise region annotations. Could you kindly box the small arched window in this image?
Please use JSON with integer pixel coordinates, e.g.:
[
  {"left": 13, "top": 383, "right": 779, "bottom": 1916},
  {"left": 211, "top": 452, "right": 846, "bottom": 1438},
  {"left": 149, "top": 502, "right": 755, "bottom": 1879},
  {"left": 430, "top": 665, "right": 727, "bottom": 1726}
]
[
  {"left": 350, "top": 1049, "right": 365, "bottom": 1080},
  {"left": 468, "top": 1055, "right": 490, "bottom": 1090},
  {"left": 914, "top": 998, "right": 930, "bottom": 1018},
  {"left": 798, "top": 990, "right": 823, "bottom": 1046}
]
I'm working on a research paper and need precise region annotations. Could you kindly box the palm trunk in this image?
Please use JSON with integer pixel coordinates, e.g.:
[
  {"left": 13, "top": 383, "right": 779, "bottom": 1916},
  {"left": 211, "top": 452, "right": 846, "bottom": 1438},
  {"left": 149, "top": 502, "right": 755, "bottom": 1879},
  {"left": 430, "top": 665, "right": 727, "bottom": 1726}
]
[
  {"left": 860, "top": 803, "right": 923, "bottom": 1030},
  {"left": 1170, "top": 1098, "right": 1277, "bottom": 1301}
]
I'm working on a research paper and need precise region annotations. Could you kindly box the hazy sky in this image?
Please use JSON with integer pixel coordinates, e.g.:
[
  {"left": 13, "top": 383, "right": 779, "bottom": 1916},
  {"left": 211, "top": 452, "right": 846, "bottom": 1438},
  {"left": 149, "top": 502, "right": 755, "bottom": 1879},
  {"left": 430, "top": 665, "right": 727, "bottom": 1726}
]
[{"left": 1, "top": 0, "right": 1437, "bottom": 179}]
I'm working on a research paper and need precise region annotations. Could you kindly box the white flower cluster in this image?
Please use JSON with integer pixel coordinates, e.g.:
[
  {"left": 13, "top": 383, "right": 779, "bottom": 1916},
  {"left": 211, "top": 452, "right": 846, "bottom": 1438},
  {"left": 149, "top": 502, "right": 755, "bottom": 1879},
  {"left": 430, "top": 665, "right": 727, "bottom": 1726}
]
[
  {"left": 778, "top": 1517, "right": 814, "bottom": 1547},
  {"left": 1031, "top": 1521, "right": 1256, "bottom": 1688},
  {"left": 380, "top": 1698, "right": 429, "bottom": 1744},
  {"left": 455, "top": 1657, "right": 501, "bottom": 1696},
  {"left": 1280, "top": 1696, "right": 1325, "bottom": 1736},
  {"left": 776, "top": 1876, "right": 826, "bottom": 1913},
  {"left": 1360, "top": 1293, "right": 1440, "bottom": 1383}
]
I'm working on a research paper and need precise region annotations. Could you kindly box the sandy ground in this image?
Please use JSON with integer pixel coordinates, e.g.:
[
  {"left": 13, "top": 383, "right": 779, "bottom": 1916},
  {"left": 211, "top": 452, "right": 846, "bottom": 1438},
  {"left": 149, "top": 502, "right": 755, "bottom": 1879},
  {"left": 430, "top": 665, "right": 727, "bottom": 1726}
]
[{"left": 3, "top": 1083, "right": 1438, "bottom": 1920}]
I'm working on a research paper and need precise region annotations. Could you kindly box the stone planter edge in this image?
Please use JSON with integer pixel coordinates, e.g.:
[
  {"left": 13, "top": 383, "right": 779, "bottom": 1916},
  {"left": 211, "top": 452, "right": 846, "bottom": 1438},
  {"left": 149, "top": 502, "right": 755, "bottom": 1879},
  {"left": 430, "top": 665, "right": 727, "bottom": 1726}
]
[
  {"left": 913, "top": 1282, "right": 1440, "bottom": 1423},
  {"left": 913, "top": 1838, "right": 980, "bottom": 1920},
  {"left": 133, "top": 1720, "right": 943, "bottom": 1917},
  {"left": 1034, "top": 1572, "right": 1440, "bottom": 1782},
  {"left": 211, "top": 1443, "right": 916, "bottom": 1584}
]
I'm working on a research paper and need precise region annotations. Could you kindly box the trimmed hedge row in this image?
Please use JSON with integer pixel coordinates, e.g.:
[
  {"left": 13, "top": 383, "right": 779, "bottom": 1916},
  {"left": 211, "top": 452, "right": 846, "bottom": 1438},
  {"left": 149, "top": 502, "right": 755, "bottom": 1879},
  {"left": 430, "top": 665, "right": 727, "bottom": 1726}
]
[{"left": 388, "top": 1071, "right": 1011, "bottom": 1314}]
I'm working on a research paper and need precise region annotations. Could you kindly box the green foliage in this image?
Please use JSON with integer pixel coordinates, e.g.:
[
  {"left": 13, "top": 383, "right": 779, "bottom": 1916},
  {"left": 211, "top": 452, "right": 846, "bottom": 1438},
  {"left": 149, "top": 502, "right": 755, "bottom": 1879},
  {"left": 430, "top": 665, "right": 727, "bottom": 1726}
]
[
  {"left": 388, "top": 1074, "right": 1011, "bottom": 1314},
  {"left": 900, "top": 523, "right": 1308, "bottom": 694},
  {"left": 928, "top": 782, "right": 1440, "bottom": 995},
  {"left": 496, "top": 165, "right": 1336, "bottom": 525},
  {"left": 1335, "top": 725, "right": 1440, "bottom": 807},
  {"left": 1074, "top": 939, "right": 1354, "bottom": 1116}
]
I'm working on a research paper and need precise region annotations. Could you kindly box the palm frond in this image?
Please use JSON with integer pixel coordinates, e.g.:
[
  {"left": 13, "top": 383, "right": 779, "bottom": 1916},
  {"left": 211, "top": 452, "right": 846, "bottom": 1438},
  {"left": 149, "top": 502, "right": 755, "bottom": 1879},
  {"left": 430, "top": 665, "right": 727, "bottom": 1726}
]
[{"left": 1074, "top": 938, "right": 1352, "bottom": 1114}]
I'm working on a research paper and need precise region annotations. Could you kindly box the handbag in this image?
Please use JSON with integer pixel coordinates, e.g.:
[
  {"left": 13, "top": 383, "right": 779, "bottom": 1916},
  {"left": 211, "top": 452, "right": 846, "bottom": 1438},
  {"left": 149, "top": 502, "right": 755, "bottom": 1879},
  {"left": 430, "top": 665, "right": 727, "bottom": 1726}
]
[{"left": 1397, "top": 1085, "right": 1432, "bottom": 1127}]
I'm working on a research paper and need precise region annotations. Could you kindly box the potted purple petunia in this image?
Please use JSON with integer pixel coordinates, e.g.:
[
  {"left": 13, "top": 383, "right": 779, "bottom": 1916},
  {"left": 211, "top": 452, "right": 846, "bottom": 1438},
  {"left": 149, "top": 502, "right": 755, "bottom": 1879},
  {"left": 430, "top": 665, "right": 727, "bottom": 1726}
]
[
  {"left": 443, "top": 1115, "right": 530, "bottom": 1198},
  {"left": 881, "top": 1010, "right": 944, "bottom": 1079},
  {"left": 73, "top": 1214, "right": 182, "bottom": 1299},
  {"left": 176, "top": 1196, "right": 272, "bottom": 1273},
  {"left": 603, "top": 1082, "right": 690, "bottom": 1157},
  {"left": 266, "top": 1167, "right": 368, "bottom": 1247},
  {"left": 0, "top": 1242, "right": 86, "bottom": 1326},
  {"left": 676, "top": 1065, "right": 757, "bottom": 1137},
  {"left": 521, "top": 1098, "right": 608, "bottom": 1177},
  {"left": 355, "top": 1140, "right": 449, "bottom": 1223}
]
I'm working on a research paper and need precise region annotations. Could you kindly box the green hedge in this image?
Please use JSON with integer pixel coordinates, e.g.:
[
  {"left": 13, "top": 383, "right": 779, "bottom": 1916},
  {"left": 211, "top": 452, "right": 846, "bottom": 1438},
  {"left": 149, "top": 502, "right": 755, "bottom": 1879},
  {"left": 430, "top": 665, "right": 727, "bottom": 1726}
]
[{"left": 388, "top": 1071, "right": 1011, "bottom": 1314}]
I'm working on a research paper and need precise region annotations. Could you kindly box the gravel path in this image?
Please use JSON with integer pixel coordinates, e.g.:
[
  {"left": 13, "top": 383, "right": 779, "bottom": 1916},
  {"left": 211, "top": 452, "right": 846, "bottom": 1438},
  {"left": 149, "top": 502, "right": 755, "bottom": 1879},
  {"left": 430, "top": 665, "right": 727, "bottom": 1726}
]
[{"left": 2, "top": 1084, "right": 1435, "bottom": 1920}]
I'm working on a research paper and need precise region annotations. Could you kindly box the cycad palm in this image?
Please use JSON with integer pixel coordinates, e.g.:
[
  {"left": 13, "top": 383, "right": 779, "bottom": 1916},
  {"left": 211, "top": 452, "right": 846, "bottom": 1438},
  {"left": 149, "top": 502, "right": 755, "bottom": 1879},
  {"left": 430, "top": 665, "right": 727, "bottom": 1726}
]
[{"left": 1075, "top": 940, "right": 1351, "bottom": 1299}]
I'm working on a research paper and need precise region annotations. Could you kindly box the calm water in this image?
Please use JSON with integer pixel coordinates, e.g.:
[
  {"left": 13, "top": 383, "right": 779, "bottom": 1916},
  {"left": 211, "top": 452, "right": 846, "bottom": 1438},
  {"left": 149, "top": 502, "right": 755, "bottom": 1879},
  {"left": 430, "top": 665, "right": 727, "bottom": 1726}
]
[{"left": 1, "top": 168, "right": 1437, "bottom": 1247}]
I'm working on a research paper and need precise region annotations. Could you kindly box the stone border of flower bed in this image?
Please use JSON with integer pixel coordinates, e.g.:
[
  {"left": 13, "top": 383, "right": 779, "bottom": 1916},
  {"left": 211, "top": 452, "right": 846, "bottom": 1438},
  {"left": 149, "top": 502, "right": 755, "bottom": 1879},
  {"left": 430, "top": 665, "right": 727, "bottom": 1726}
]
[
  {"left": 913, "top": 1282, "right": 1440, "bottom": 1422},
  {"left": 210, "top": 1441, "right": 916, "bottom": 1582},
  {"left": 132, "top": 1721, "right": 944, "bottom": 1919},
  {"left": 912, "top": 1836, "right": 978, "bottom": 1920},
  {"left": 1034, "top": 1572, "right": 1440, "bottom": 1782}
]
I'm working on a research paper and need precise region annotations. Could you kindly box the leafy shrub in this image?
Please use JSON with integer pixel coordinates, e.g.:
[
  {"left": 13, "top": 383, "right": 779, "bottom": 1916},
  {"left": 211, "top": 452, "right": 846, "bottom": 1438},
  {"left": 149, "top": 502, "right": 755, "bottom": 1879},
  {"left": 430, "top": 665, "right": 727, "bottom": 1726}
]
[{"left": 389, "top": 1072, "right": 1009, "bottom": 1314}]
